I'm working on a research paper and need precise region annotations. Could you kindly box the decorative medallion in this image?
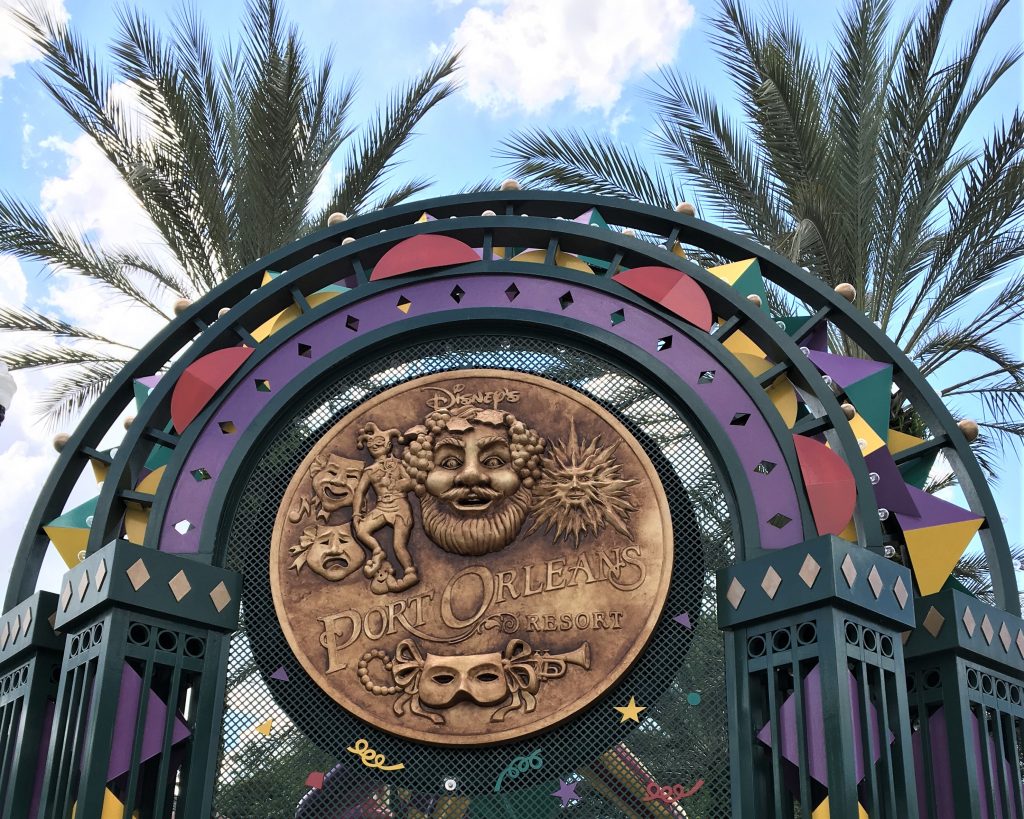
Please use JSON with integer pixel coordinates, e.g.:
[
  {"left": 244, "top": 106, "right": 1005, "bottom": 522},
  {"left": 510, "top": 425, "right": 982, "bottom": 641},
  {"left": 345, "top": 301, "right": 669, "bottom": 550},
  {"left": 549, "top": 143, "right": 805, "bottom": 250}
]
[{"left": 271, "top": 370, "right": 673, "bottom": 745}]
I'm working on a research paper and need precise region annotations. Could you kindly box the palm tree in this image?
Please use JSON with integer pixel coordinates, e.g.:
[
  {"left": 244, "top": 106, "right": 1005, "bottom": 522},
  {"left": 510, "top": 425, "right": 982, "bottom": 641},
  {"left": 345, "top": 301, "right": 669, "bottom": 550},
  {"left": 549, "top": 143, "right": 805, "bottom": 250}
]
[
  {"left": 0, "top": 0, "right": 458, "bottom": 425},
  {"left": 500, "top": 0, "right": 1024, "bottom": 463}
]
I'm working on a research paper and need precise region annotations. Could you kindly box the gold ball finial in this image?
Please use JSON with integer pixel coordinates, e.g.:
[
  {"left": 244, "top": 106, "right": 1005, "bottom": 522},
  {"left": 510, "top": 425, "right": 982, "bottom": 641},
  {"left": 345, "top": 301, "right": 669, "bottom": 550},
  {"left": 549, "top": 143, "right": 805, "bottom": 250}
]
[
  {"left": 835, "top": 282, "right": 857, "bottom": 302},
  {"left": 217, "top": 307, "right": 230, "bottom": 318},
  {"left": 173, "top": 298, "right": 192, "bottom": 316},
  {"left": 499, "top": 179, "right": 521, "bottom": 191},
  {"left": 481, "top": 209, "right": 496, "bottom": 217},
  {"left": 840, "top": 403, "right": 856, "bottom": 420},
  {"left": 327, "top": 212, "right": 348, "bottom": 226},
  {"left": 958, "top": 418, "right": 980, "bottom": 442},
  {"left": 53, "top": 432, "right": 70, "bottom": 452},
  {"left": 675, "top": 202, "right": 696, "bottom": 217},
  {"left": 746, "top": 293, "right": 762, "bottom": 308},
  {"left": 622, "top": 228, "right": 636, "bottom": 238},
  {"left": 341, "top": 236, "right": 355, "bottom": 245},
  {"left": 123, "top": 416, "right": 135, "bottom": 430}
]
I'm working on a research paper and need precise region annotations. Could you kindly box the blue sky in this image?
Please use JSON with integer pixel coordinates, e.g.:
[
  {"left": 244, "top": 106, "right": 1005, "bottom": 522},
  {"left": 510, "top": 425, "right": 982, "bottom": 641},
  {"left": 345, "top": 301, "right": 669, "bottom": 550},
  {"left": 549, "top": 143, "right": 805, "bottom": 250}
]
[{"left": 0, "top": 0, "right": 1021, "bottom": 600}]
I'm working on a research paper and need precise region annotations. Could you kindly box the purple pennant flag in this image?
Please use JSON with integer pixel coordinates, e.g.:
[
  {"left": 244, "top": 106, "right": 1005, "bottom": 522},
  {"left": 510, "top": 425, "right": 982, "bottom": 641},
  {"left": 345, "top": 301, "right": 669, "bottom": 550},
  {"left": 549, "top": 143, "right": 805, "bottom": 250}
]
[
  {"left": 107, "top": 664, "right": 191, "bottom": 781},
  {"left": 805, "top": 350, "right": 890, "bottom": 388},
  {"left": 673, "top": 612, "right": 692, "bottom": 630},
  {"left": 863, "top": 448, "right": 920, "bottom": 516},
  {"left": 271, "top": 666, "right": 289, "bottom": 682},
  {"left": 896, "top": 485, "right": 984, "bottom": 532},
  {"left": 756, "top": 664, "right": 890, "bottom": 787}
]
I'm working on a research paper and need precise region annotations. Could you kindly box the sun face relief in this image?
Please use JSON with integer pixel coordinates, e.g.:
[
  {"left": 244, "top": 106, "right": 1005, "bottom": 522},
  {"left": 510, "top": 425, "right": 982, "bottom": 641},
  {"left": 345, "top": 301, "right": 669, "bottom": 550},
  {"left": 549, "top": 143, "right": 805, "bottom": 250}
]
[{"left": 271, "top": 370, "right": 673, "bottom": 745}]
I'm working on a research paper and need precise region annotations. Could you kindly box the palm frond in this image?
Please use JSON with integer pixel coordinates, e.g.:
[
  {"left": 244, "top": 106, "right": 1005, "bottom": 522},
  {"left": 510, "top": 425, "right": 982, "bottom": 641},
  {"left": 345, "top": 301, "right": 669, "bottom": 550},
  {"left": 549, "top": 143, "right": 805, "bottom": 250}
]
[
  {"left": 498, "top": 128, "right": 683, "bottom": 206},
  {"left": 35, "top": 361, "right": 128, "bottom": 428},
  {"left": 0, "top": 306, "right": 133, "bottom": 347},
  {"left": 314, "top": 49, "right": 459, "bottom": 222}
]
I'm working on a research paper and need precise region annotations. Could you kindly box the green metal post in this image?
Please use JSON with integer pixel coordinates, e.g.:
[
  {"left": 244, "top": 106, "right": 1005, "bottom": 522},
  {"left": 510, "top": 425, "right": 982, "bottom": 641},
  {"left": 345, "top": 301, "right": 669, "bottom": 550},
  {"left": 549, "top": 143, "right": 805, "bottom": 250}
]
[
  {"left": 719, "top": 535, "right": 919, "bottom": 819},
  {"left": 37, "top": 541, "right": 240, "bottom": 818},
  {"left": 0, "top": 592, "right": 64, "bottom": 818}
]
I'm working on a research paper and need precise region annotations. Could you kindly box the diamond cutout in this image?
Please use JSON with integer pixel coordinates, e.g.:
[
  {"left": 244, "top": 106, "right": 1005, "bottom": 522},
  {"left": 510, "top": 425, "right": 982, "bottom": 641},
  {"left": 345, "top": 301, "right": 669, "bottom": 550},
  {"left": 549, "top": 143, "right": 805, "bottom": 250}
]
[
  {"left": 923, "top": 606, "right": 945, "bottom": 637},
  {"left": 61, "top": 581, "right": 73, "bottom": 611},
  {"left": 174, "top": 520, "right": 193, "bottom": 535},
  {"left": 11, "top": 616, "right": 18, "bottom": 643},
  {"left": 450, "top": 285, "right": 465, "bottom": 303},
  {"left": 698, "top": 370, "right": 715, "bottom": 384},
  {"left": 254, "top": 378, "right": 271, "bottom": 392},
  {"left": 558, "top": 291, "right": 574, "bottom": 310},
  {"left": 396, "top": 296, "right": 412, "bottom": 314},
  {"left": 841, "top": 554, "right": 857, "bottom": 588},
  {"left": 126, "top": 559, "right": 150, "bottom": 591},
  {"left": 168, "top": 570, "right": 192, "bottom": 602},
  {"left": 1016, "top": 630, "right": 1024, "bottom": 659},
  {"left": 345, "top": 315, "right": 360, "bottom": 331},
  {"left": 505, "top": 283, "right": 520, "bottom": 301},
  {"left": 730, "top": 412, "right": 750, "bottom": 426},
  {"left": 768, "top": 513, "right": 792, "bottom": 529},
  {"left": 867, "top": 566, "right": 883, "bottom": 598},
  {"left": 20, "top": 608, "right": 31, "bottom": 637},
  {"left": 610, "top": 308, "right": 625, "bottom": 326},
  {"left": 218, "top": 421, "right": 237, "bottom": 434},
  {"left": 754, "top": 460, "right": 777, "bottom": 475},
  {"left": 95, "top": 558, "right": 108, "bottom": 591},
  {"left": 657, "top": 336, "right": 672, "bottom": 351},
  {"left": 962, "top": 606, "right": 976, "bottom": 637},
  {"left": 77, "top": 571, "right": 90, "bottom": 602},
  {"left": 981, "top": 614, "right": 994, "bottom": 645},
  {"left": 893, "top": 576, "right": 909, "bottom": 608},
  {"left": 0, "top": 623, "right": 8, "bottom": 649},
  {"left": 761, "top": 566, "right": 782, "bottom": 599},
  {"left": 999, "top": 622, "right": 1011, "bottom": 651},
  {"left": 726, "top": 578, "right": 746, "bottom": 609},
  {"left": 191, "top": 468, "right": 212, "bottom": 482},
  {"left": 799, "top": 555, "right": 821, "bottom": 587},
  {"left": 210, "top": 581, "right": 232, "bottom": 613},
  {"left": 297, "top": 343, "right": 312, "bottom": 358}
]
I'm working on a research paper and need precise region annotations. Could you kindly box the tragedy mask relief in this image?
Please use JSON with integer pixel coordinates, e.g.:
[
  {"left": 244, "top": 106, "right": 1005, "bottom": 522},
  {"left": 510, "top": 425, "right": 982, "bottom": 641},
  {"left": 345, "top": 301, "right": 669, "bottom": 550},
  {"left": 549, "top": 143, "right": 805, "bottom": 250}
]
[
  {"left": 290, "top": 523, "right": 364, "bottom": 582},
  {"left": 403, "top": 407, "right": 546, "bottom": 556}
]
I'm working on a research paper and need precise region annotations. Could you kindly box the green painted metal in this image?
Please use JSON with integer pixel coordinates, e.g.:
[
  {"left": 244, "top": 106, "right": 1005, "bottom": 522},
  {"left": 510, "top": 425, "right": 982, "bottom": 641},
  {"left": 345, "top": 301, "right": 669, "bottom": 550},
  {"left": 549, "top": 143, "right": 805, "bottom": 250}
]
[
  {"left": 1, "top": 191, "right": 1019, "bottom": 817},
  {"left": 718, "top": 536, "right": 918, "bottom": 818},
  {"left": 0, "top": 592, "right": 62, "bottom": 819}
]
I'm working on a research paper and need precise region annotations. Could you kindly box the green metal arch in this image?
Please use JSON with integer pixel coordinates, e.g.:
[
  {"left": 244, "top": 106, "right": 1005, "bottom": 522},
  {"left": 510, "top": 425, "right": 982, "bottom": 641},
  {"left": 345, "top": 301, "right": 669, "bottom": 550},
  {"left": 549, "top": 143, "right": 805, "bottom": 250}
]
[{"left": 8, "top": 191, "right": 1015, "bottom": 617}]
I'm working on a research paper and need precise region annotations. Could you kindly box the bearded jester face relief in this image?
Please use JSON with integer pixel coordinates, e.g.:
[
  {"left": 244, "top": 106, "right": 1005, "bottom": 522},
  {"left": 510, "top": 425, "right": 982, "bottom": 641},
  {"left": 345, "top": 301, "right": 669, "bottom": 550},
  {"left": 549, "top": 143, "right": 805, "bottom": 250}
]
[{"left": 403, "top": 407, "right": 545, "bottom": 556}]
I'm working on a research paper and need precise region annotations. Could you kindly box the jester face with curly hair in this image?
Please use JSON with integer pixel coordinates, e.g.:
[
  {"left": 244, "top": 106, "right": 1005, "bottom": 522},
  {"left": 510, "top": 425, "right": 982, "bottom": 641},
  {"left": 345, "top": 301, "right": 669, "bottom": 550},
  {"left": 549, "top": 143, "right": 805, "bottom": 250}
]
[{"left": 403, "top": 407, "right": 545, "bottom": 556}]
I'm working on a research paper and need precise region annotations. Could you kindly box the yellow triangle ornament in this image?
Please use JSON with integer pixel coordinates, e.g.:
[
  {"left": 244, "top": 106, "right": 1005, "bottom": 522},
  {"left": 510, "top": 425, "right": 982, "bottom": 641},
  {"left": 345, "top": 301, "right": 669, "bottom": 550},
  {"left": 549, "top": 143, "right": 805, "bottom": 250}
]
[
  {"left": 254, "top": 718, "right": 273, "bottom": 736},
  {"left": 811, "top": 797, "right": 869, "bottom": 819},
  {"left": 906, "top": 519, "right": 984, "bottom": 596}
]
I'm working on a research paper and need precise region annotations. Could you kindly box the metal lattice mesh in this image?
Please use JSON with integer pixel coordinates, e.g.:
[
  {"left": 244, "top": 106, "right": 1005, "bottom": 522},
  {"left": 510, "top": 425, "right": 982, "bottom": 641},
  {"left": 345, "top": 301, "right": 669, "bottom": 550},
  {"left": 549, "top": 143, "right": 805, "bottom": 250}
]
[{"left": 213, "top": 334, "right": 735, "bottom": 818}]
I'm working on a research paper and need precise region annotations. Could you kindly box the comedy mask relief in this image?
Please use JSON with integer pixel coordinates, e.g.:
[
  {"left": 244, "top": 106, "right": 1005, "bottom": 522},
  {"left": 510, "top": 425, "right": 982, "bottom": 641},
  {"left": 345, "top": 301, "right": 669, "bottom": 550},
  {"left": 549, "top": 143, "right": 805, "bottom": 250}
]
[{"left": 311, "top": 454, "right": 364, "bottom": 512}]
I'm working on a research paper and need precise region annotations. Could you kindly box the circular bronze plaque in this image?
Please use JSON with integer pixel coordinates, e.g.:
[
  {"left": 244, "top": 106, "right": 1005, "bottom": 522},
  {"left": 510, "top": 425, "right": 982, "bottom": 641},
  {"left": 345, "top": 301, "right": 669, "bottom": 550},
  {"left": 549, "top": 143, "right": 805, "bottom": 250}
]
[{"left": 270, "top": 370, "right": 673, "bottom": 745}]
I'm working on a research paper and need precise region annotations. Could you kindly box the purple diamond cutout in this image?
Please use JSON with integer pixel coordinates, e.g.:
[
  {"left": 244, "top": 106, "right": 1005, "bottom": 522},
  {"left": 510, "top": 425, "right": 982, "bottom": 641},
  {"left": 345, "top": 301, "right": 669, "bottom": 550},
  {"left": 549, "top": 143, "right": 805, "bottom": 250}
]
[{"left": 756, "top": 665, "right": 891, "bottom": 787}]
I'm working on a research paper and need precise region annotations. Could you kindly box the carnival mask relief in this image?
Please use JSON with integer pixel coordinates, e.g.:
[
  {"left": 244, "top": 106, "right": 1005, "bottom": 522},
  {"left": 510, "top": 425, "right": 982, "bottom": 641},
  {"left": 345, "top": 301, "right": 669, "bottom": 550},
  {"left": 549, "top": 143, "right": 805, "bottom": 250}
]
[{"left": 418, "top": 652, "right": 508, "bottom": 708}]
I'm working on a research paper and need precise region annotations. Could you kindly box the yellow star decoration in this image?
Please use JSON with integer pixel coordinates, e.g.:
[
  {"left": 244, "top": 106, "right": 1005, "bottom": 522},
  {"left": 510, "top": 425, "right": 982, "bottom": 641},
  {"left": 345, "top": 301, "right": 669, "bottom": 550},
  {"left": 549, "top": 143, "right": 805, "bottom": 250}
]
[{"left": 614, "top": 697, "right": 646, "bottom": 723}]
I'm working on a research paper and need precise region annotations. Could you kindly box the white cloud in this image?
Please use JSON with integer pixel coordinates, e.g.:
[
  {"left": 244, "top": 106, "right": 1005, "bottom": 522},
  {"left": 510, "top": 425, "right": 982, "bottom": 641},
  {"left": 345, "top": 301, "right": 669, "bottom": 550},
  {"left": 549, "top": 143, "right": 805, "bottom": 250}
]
[
  {"left": 0, "top": 255, "right": 28, "bottom": 307},
  {"left": 0, "top": 0, "right": 69, "bottom": 87},
  {"left": 449, "top": 0, "right": 695, "bottom": 115}
]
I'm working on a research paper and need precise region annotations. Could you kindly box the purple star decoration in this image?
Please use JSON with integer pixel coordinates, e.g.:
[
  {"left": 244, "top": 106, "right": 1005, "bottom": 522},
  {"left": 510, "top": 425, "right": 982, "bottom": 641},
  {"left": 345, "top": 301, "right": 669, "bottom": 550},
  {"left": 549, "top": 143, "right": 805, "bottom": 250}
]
[
  {"left": 756, "top": 664, "right": 892, "bottom": 787},
  {"left": 552, "top": 779, "right": 579, "bottom": 807}
]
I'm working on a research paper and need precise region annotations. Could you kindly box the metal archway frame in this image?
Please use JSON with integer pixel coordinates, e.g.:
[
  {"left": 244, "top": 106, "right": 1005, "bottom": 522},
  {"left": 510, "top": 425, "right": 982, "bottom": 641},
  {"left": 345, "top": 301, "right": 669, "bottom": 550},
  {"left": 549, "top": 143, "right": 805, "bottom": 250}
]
[{"left": 4, "top": 191, "right": 1022, "bottom": 819}]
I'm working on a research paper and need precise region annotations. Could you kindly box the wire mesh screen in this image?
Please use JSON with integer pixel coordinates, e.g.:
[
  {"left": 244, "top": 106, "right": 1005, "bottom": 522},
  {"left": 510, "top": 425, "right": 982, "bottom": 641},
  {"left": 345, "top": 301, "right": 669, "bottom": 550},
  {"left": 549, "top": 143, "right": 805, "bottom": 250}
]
[{"left": 213, "top": 334, "right": 735, "bottom": 818}]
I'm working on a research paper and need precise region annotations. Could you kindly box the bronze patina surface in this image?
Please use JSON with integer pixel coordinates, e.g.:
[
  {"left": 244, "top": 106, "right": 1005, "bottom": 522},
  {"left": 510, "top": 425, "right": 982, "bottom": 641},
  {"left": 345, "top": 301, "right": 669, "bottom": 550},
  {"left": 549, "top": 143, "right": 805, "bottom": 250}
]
[{"left": 271, "top": 370, "right": 673, "bottom": 745}]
